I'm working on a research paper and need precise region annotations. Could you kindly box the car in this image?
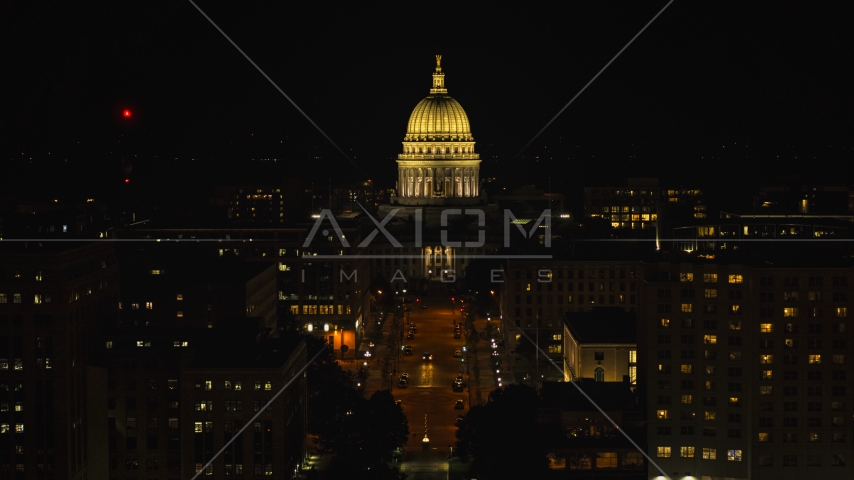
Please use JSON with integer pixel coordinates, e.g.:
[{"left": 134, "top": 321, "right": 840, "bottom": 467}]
[
  {"left": 398, "top": 378, "right": 408, "bottom": 388},
  {"left": 364, "top": 351, "right": 372, "bottom": 357},
  {"left": 453, "top": 332, "right": 461, "bottom": 339},
  {"left": 407, "top": 332, "right": 415, "bottom": 340},
  {"left": 454, "top": 415, "right": 465, "bottom": 426},
  {"left": 491, "top": 350, "right": 500, "bottom": 357},
  {"left": 369, "top": 342, "right": 376, "bottom": 348},
  {"left": 404, "top": 346, "right": 413, "bottom": 355},
  {"left": 454, "top": 348, "right": 462, "bottom": 357},
  {"left": 454, "top": 400, "right": 465, "bottom": 410},
  {"left": 491, "top": 342, "right": 498, "bottom": 349},
  {"left": 400, "top": 372, "right": 409, "bottom": 380},
  {"left": 396, "top": 400, "right": 404, "bottom": 410},
  {"left": 410, "top": 323, "right": 416, "bottom": 329},
  {"left": 422, "top": 352, "right": 433, "bottom": 361}
]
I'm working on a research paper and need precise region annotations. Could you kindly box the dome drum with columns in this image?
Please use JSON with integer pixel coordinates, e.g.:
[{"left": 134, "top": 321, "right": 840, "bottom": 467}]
[{"left": 391, "top": 55, "right": 483, "bottom": 206}]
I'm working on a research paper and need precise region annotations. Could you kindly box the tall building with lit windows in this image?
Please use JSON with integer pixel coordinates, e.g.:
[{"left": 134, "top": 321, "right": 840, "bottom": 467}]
[
  {"left": 499, "top": 260, "right": 642, "bottom": 367},
  {"left": 0, "top": 242, "right": 119, "bottom": 480},
  {"left": 639, "top": 261, "right": 854, "bottom": 479},
  {"left": 181, "top": 337, "right": 306, "bottom": 479},
  {"left": 583, "top": 178, "right": 706, "bottom": 238}
]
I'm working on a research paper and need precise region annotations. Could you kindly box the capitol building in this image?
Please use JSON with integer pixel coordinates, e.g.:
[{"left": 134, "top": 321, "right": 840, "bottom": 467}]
[
  {"left": 390, "top": 55, "right": 485, "bottom": 206},
  {"left": 375, "top": 56, "right": 497, "bottom": 287}
]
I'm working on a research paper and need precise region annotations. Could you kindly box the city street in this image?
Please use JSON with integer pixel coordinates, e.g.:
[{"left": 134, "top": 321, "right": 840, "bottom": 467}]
[{"left": 361, "top": 289, "right": 507, "bottom": 477}]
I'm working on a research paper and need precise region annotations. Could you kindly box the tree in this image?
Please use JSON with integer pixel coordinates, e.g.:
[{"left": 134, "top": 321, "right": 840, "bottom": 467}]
[
  {"left": 455, "top": 384, "right": 548, "bottom": 479},
  {"left": 308, "top": 387, "right": 408, "bottom": 471}
]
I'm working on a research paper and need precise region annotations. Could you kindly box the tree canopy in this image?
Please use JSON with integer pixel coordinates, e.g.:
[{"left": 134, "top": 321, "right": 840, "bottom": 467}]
[{"left": 455, "top": 384, "right": 548, "bottom": 479}]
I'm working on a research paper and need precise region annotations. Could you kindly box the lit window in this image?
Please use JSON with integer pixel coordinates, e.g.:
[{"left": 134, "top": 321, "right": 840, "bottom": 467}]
[
  {"left": 808, "top": 354, "right": 821, "bottom": 364},
  {"left": 660, "top": 319, "right": 670, "bottom": 328},
  {"left": 681, "top": 304, "right": 693, "bottom": 313},
  {"left": 176, "top": 294, "right": 183, "bottom": 301},
  {"left": 234, "top": 382, "right": 242, "bottom": 391},
  {"left": 255, "top": 381, "right": 261, "bottom": 390},
  {"left": 758, "top": 432, "right": 770, "bottom": 442},
  {"left": 264, "top": 381, "right": 272, "bottom": 391},
  {"left": 760, "top": 323, "right": 773, "bottom": 333},
  {"left": 0, "top": 424, "right": 8, "bottom": 434},
  {"left": 728, "top": 449, "right": 743, "bottom": 461},
  {"left": 680, "top": 273, "right": 694, "bottom": 282},
  {"left": 145, "top": 302, "right": 153, "bottom": 310},
  {"left": 704, "top": 288, "right": 717, "bottom": 298},
  {"left": 680, "top": 446, "right": 695, "bottom": 458},
  {"left": 681, "top": 395, "right": 693, "bottom": 404},
  {"left": 177, "top": 311, "right": 183, "bottom": 318},
  {"left": 15, "top": 424, "right": 24, "bottom": 434},
  {"left": 552, "top": 334, "right": 562, "bottom": 341},
  {"left": 702, "top": 447, "right": 716, "bottom": 460},
  {"left": 729, "top": 397, "right": 740, "bottom": 406},
  {"left": 837, "top": 307, "right": 848, "bottom": 317},
  {"left": 657, "top": 409, "right": 669, "bottom": 420},
  {"left": 759, "top": 386, "right": 773, "bottom": 395},
  {"left": 703, "top": 274, "right": 717, "bottom": 283},
  {"left": 204, "top": 380, "right": 212, "bottom": 391},
  {"left": 225, "top": 381, "right": 232, "bottom": 390},
  {"left": 760, "top": 355, "right": 773, "bottom": 364},
  {"left": 762, "top": 370, "right": 773, "bottom": 379},
  {"left": 704, "top": 411, "right": 716, "bottom": 421},
  {"left": 703, "top": 335, "right": 717, "bottom": 344},
  {"left": 657, "top": 446, "right": 671, "bottom": 458},
  {"left": 728, "top": 275, "right": 743, "bottom": 284},
  {"left": 136, "top": 341, "right": 150, "bottom": 348},
  {"left": 731, "top": 305, "right": 741, "bottom": 314},
  {"left": 194, "top": 422, "right": 203, "bottom": 433},
  {"left": 106, "top": 341, "right": 113, "bottom": 349},
  {"left": 681, "top": 364, "right": 693, "bottom": 374},
  {"left": 783, "top": 308, "right": 799, "bottom": 317}
]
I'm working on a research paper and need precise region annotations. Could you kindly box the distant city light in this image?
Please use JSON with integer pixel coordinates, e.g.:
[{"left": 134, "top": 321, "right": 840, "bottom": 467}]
[
  {"left": 124, "top": 178, "right": 130, "bottom": 183},
  {"left": 123, "top": 109, "right": 131, "bottom": 118}
]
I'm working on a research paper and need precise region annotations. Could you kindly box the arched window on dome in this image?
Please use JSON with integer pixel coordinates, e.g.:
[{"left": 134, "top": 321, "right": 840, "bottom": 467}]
[{"left": 594, "top": 367, "right": 605, "bottom": 382}]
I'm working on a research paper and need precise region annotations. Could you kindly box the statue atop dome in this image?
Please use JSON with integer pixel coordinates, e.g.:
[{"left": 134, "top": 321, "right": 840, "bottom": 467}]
[{"left": 436, "top": 55, "right": 442, "bottom": 69}]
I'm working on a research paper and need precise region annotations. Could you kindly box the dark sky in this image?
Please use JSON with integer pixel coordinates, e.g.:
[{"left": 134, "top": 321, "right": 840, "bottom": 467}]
[{"left": 3, "top": 1, "right": 854, "bottom": 195}]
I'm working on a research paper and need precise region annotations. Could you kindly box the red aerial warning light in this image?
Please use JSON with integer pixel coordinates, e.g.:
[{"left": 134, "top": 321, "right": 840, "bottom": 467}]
[
  {"left": 451, "top": 297, "right": 455, "bottom": 302},
  {"left": 124, "top": 178, "right": 130, "bottom": 183},
  {"left": 123, "top": 109, "right": 132, "bottom": 118},
  {"left": 416, "top": 298, "right": 420, "bottom": 302}
]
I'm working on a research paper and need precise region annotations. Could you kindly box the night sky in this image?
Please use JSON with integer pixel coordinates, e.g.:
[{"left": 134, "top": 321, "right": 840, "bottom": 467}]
[{"left": 3, "top": 1, "right": 854, "bottom": 203}]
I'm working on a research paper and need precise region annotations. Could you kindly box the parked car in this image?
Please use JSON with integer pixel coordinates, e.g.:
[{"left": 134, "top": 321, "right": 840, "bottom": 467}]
[
  {"left": 423, "top": 352, "right": 433, "bottom": 361},
  {"left": 400, "top": 372, "right": 409, "bottom": 380},
  {"left": 454, "top": 415, "right": 465, "bottom": 426},
  {"left": 454, "top": 400, "right": 465, "bottom": 410},
  {"left": 398, "top": 378, "right": 408, "bottom": 388},
  {"left": 396, "top": 400, "right": 404, "bottom": 410},
  {"left": 407, "top": 332, "right": 415, "bottom": 340},
  {"left": 453, "top": 332, "right": 461, "bottom": 339},
  {"left": 404, "top": 346, "right": 413, "bottom": 355},
  {"left": 454, "top": 348, "right": 462, "bottom": 357}
]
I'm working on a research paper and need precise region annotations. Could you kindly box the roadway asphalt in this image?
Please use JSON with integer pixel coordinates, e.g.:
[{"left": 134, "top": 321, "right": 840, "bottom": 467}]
[{"left": 362, "top": 291, "right": 507, "bottom": 461}]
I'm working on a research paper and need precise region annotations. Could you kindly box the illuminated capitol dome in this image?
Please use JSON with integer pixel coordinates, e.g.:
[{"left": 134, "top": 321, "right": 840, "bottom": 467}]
[{"left": 392, "top": 55, "right": 483, "bottom": 204}]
